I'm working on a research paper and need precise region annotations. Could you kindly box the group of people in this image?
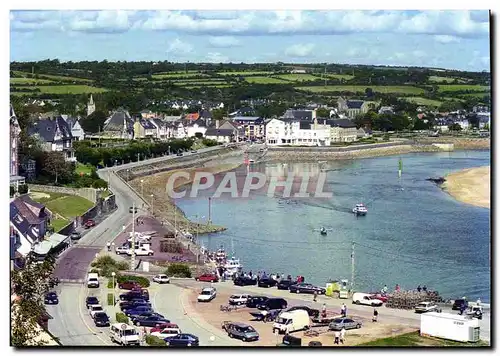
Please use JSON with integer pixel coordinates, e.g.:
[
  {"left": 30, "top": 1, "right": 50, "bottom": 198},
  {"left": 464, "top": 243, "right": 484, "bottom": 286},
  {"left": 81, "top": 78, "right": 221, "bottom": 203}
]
[{"left": 380, "top": 284, "right": 429, "bottom": 294}]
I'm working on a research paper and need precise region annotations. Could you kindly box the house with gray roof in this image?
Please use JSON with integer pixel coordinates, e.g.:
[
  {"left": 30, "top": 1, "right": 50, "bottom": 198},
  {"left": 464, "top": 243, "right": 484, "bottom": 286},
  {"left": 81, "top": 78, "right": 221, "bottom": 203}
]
[
  {"left": 149, "top": 118, "right": 169, "bottom": 140},
  {"left": 337, "top": 97, "right": 371, "bottom": 119},
  {"left": 232, "top": 116, "right": 265, "bottom": 141},
  {"left": 282, "top": 109, "right": 314, "bottom": 121},
  {"left": 103, "top": 109, "right": 134, "bottom": 139},
  {"left": 62, "top": 115, "right": 85, "bottom": 141},
  {"left": 133, "top": 117, "right": 157, "bottom": 139},
  {"left": 28, "top": 116, "right": 75, "bottom": 161}
]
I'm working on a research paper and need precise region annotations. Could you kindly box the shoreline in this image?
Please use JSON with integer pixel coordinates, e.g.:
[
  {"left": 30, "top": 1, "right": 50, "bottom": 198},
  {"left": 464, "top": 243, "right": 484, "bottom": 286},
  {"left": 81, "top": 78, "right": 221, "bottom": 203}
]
[{"left": 441, "top": 166, "right": 490, "bottom": 209}]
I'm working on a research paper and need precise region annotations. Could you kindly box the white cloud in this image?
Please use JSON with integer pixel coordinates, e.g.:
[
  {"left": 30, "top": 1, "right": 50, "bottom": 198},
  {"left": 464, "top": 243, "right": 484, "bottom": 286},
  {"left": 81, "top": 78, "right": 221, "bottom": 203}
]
[
  {"left": 205, "top": 52, "right": 229, "bottom": 63},
  {"left": 434, "top": 35, "right": 460, "bottom": 43},
  {"left": 67, "top": 10, "right": 134, "bottom": 33},
  {"left": 208, "top": 36, "right": 240, "bottom": 48},
  {"left": 167, "top": 38, "right": 193, "bottom": 54},
  {"left": 285, "top": 43, "right": 315, "bottom": 58}
]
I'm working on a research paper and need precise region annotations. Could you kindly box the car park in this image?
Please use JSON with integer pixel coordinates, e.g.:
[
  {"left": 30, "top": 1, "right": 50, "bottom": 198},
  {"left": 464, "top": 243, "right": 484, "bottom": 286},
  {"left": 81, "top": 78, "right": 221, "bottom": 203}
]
[
  {"left": 109, "top": 323, "right": 140, "bottom": 346},
  {"left": 164, "top": 333, "right": 199, "bottom": 347},
  {"left": 415, "top": 302, "right": 439, "bottom": 313},
  {"left": 151, "top": 325, "right": 182, "bottom": 339},
  {"left": 257, "top": 298, "right": 287, "bottom": 311},
  {"left": 228, "top": 294, "right": 250, "bottom": 306},
  {"left": 195, "top": 273, "right": 219, "bottom": 282},
  {"left": 197, "top": 287, "right": 217, "bottom": 302},
  {"left": 285, "top": 305, "right": 320, "bottom": 318},
  {"left": 153, "top": 274, "right": 170, "bottom": 284},
  {"left": 44, "top": 292, "right": 59, "bottom": 305},
  {"left": 277, "top": 280, "right": 297, "bottom": 290},
  {"left": 258, "top": 278, "right": 278, "bottom": 288},
  {"left": 93, "top": 312, "right": 110, "bottom": 327},
  {"left": 328, "top": 317, "right": 362, "bottom": 331},
  {"left": 233, "top": 277, "right": 257, "bottom": 286},
  {"left": 133, "top": 315, "right": 169, "bottom": 327},
  {"left": 89, "top": 304, "right": 105, "bottom": 318},
  {"left": 352, "top": 292, "right": 384, "bottom": 306},
  {"left": 222, "top": 322, "right": 259, "bottom": 342},
  {"left": 289, "top": 283, "right": 326, "bottom": 294},
  {"left": 85, "top": 296, "right": 99, "bottom": 308},
  {"left": 246, "top": 296, "right": 269, "bottom": 308}
]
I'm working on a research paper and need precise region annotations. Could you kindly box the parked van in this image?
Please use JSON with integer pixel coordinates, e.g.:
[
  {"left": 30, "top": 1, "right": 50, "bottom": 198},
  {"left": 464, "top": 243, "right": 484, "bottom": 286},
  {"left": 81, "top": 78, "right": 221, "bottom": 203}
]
[
  {"left": 352, "top": 292, "right": 383, "bottom": 306},
  {"left": 109, "top": 323, "right": 140, "bottom": 346},
  {"left": 87, "top": 273, "right": 99, "bottom": 288},
  {"left": 257, "top": 298, "right": 287, "bottom": 311},
  {"left": 273, "top": 310, "right": 310, "bottom": 334}
]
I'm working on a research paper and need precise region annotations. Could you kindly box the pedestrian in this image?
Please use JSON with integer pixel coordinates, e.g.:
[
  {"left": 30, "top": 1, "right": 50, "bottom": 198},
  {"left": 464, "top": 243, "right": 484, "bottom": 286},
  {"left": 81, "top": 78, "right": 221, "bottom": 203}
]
[
  {"left": 106, "top": 242, "right": 111, "bottom": 251},
  {"left": 341, "top": 303, "right": 347, "bottom": 317},
  {"left": 372, "top": 309, "right": 378, "bottom": 322},
  {"left": 422, "top": 285, "right": 427, "bottom": 292},
  {"left": 261, "top": 309, "right": 268, "bottom": 323},
  {"left": 111, "top": 242, "right": 115, "bottom": 251},
  {"left": 281, "top": 273, "right": 285, "bottom": 280},
  {"left": 477, "top": 298, "right": 481, "bottom": 306},
  {"left": 249, "top": 271, "right": 253, "bottom": 278},
  {"left": 395, "top": 284, "right": 400, "bottom": 292},
  {"left": 340, "top": 328, "right": 346, "bottom": 344},
  {"left": 334, "top": 330, "right": 340, "bottom": 345},
  {"left": 321, "top": 303, "right": 327, "bottom": 318},
  {"left": 313, "top": 290, "right": 318, "bottom": 302},
  {"left": 417, "top": 285, "right": 422, "bottom": 292},
  {"left": 382, "top": 285, "right": 388, "bottom": 294}
]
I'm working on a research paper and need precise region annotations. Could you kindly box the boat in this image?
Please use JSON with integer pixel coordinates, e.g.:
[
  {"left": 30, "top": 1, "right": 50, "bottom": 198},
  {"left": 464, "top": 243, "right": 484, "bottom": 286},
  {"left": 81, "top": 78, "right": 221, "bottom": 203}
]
[
  {"left": 352, "top": 203, "right": 368, "bottom": 216},
  {"left": 224, "top": 257, "right": 242, "bottom": 276},
  {"left": 215, "top": 248, "right": 227, "bottom": 262},
  {"left": 320, "top": 227, "right": 327, "bottom": 235}
]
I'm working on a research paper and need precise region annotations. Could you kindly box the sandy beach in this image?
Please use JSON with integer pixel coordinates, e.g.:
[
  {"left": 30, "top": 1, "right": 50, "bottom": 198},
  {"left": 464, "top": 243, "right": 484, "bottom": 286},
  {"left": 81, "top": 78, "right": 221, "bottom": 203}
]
[{"left": 442, "top": 166, "right": 490, "bottom": 209}]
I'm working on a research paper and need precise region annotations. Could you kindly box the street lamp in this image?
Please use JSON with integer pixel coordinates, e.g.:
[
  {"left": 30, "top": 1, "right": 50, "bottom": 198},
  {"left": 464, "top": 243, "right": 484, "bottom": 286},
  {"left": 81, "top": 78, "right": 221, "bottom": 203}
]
[
  {"left": 129, "top": 204, "right": 138, "bottom": 270},
  {"left": 111, "top": 271, "right": 116, "bottom": 305},
  {"left": 150, "top": 194, "right": 154, "bottom": 216},
  {"left": 140, "top": 179, "right": 144, "bottom": 197},
  {"left": 126, "top": 169, "right": 130, "bottom": 181}
]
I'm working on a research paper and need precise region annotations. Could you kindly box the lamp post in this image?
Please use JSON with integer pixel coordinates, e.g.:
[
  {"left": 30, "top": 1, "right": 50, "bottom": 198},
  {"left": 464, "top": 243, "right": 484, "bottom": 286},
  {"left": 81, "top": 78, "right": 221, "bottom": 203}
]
[
  {"left": 150, "top": 194, "right": 154, "bottom": 216},
  {"left": 141, "top": 180, "right": 144, "bottom": 197},
  {"left": 126, "top": 169, "right": 130, "bottom": 181},
  {"left": 111, "top": 271, "right": 116, "bottom": 305},
  {"left": 129, "top": 203, "right": 137, "bottom": 270}
]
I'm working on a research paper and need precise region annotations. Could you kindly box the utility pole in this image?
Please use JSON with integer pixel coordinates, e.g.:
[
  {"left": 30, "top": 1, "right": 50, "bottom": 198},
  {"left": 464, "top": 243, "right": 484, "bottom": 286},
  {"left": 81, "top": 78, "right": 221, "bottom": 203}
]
[
  {"left": 130, "top": 202, "right": 136, "bottom": 270},
  {"left": 351, "top": 241, "right": 355, "bottom": 294},
  {"left": 174, "top": 205, "right": 177, "bottom": 238},
  {"left": 150, "top": 194, "right": 154, "bottom": 216},
  {"left": 208, "top": 197, "right": 212, "bottom": 224},
  {"left": 324, "top": 64, "right": 327, "bottom": 87}
]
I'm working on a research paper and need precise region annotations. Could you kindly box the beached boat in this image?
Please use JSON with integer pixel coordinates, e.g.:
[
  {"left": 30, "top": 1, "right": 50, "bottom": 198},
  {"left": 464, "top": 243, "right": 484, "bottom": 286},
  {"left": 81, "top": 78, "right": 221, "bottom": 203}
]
[
  {"left": 224, "top": 257, "right": 242, "bottom": 276},
  {"left": 352, "top": 203, "right": 368, "bottom": 216}
]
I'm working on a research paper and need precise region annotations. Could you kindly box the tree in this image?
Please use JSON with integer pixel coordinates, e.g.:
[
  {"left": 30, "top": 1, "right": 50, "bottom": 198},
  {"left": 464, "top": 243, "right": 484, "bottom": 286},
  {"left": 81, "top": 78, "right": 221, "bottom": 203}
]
[
  {"left": 315, "top": 107, "right": 330, "bottom": 118},
  {"left": 448, "top": 123, "right": 462, "bottom": 131},
  {"left": 211, "top": 108, "right": 226, "bottom": 121},
  {"left": 439, "top": 101, "right": 463, "bottom": 113},
  {"left": 11, "top": 253, "right": 56, "bottom": 346},
  {"left": 41, "top": 152, "right": 72, "bottom": 184},
  {"left": 80, "top": 110, "right": 108, "bottom": 133},
  {"left": 194, "top": 132, "right": 203, "bottom": 139},
  {"left": 365, "top": 87, "right": 374, "bottom": 98}
]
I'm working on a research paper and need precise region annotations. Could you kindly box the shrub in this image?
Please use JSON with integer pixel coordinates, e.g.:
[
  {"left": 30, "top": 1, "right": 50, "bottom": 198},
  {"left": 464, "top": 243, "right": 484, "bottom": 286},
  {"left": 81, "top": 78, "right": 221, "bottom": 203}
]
[
  {"left": 116, "top": 312, "right": 129, "bottom": 324},
  {"left": 92, "top": 178, "right": 108, "bottom": 189},
  {"left": 166, "top": 263, "right": 192, "bottom": 278},
  {"left": 18, "top": 184, "right": 29, "bottom": 194},
  {"left": 383, "top": 133, "right": 390, "bottom": 141},
  {"left": 145, "top": 335, "right": 166, "bottom": 346},
  {"left": 116, "top": 275, "right": 150, "bottom": 288},
  {"left": 160, "top": 241, "right": 183, "bottom": 253},
  {"left": 107, "top": 293, "right": 115, "bottom": 306},
  {"left": 107, "top": 279, "right": 117, "bottom": 288},
  {"left": 116, "top": 261, "right": 129, "bottom": 270},
  {"left": 89, "top": 268, "right": 99, "bottom": 274},
  {"left": 10, "top": 186, "right": 15, "bottom": 197}
]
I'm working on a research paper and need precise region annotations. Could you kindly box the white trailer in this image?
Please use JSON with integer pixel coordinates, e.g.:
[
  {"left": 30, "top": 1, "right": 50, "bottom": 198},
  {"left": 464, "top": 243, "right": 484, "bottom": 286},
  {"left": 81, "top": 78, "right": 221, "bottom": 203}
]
[{"left": 420, "top": 312, "right": 480, "bottom": 343}]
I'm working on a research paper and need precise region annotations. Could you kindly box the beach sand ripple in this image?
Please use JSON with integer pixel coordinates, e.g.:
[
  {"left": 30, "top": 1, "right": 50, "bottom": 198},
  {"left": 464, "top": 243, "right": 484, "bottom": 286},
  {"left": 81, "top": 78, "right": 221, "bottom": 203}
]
[{"left": 442, "top": 166, "right": 490, "bottom": 209}]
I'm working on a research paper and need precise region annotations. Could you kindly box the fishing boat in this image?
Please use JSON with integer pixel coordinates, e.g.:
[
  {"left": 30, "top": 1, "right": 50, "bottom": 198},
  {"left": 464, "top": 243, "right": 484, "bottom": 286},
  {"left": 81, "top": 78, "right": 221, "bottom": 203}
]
[
  {"left": 215, "top": 247, "right": 227, "bottom": 262},
  {"left": 352, "top": 203, "right": 368, "bottom": 216},
  {"left": 320, "top": 227, "right": 327, "bottom": 235},
  {"left": 224, "top": 257, "right": 242, "bottom": 276}
]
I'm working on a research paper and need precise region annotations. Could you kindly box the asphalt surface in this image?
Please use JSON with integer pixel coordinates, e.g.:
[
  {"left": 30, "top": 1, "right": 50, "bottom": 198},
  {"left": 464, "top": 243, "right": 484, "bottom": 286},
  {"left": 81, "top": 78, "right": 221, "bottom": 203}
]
[{"left": 53, "top": 247, "right": 101, "bottom": 281}]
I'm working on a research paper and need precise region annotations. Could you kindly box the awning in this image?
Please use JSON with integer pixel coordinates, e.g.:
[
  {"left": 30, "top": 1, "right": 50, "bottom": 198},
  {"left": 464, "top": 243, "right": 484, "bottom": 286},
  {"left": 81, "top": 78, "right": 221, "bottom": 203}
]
[{"left": 33, "top": 233, "right": 69, "bottom": 256}]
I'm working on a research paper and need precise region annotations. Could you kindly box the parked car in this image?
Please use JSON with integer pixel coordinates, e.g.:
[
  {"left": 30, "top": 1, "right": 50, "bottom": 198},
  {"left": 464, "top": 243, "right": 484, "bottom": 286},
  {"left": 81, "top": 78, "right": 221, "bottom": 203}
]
[
  {"left": 328, "top": 317, "right": 362, "bottom": 331},
  {"left": 190, "top": 150, "right": 197, "bottom": 153},
  {"left": 121, "top": 301, "right": 152, "bottom": 311},
  {"left": 452, "top": 299, "right": 469, "bottom": 311},
  {"left": 415, "top": 302, "right": 439, "bottom": 313},
  {"left": 124, "top": 306, "right": 153, "bottom": 317},
  {"left": 228, "top": 294, "right": 250, "bottom": 306},
  {"left": 277, "top": 280, "right": 297, "bottom": 290},
  {"left": 153, "top": 274, "right": 170, "bottom": 284},
  {"left": 93, "top": 312, "right": 110, "bottom": 327},
  {"left": 352, "top": 292, "right": 384, "bottom": 307},
  {"left": 127, "top": 247, "right": 154, "bottom": 256},
  {"left": 70, "top": 232, "right": 82, "bottom": 240},
  {"left": 85, "top": 296, "right": 99, "bottom": 309},
  {"left": 370, "top": 294, "right": 389, "bottom": 303},
  {"left": 119, "top": 281, "right": 141, "bottom": 290},
  {"left": 285, "top": 305, "right": 320, "bottom": 318},
  {"left": 289, "top": 283, "right": 326, "bottom": 295},
  {"left": 44, "top": 292, "right": 59, "bottom": 305},
  {"left": 119, "top": 290, "right": 150, "bottom": 301},
  {"left": 258, "top": 278, "right": 278, "bottom": 288},
  {"left": 130, "top": 312, "right": 164, "bottom": 322},
  {"left": 133, "top": 315, "right": 169, "bottom": 327},
  {"left": 257, "top": 298, "right": 287, "bottom": 311},
  {"left": 195, "top": 273, "right": 219, "bottom": 283},
  {"left": 246, "top": 296, "right": 269, "bottom": 308},
  {"left": 151, "top": 325, "right": 181, "bottom": 339},
  {"left": 197, "top": 287, "right": 217, "bottom": 302},
  {"left": 164, "top": 333, "right": 199, "bottom": 347},
  {"left": 151, "top": 323, "right": 180, "bottom": 334},
  {"left": 89, "top": 304, "right": 105, "bottom": 318},
  {"left": 222, "top": 322, "right": 259, "bottom": 342},
  {"left": 233, "top": 277, "right": 257, "bottom": 286},
  {"left": 84, "top": 219, "right": 95, "bottom": 229},
  {"left": 176, "top": 152, "right": 184, "bottom": 157},
  {"left": 466, "top": 305, "right": 483, "bottom": 320},
  {"left": 115, "top": 246, "right": 130, "bottom": 255}
]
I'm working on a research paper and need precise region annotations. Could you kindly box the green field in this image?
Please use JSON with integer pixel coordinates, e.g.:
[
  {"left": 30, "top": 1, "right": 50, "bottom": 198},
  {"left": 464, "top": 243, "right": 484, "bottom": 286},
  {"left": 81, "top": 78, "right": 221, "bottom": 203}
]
[
  {"left": 10, "top": 77, "right": 54, "bottom": 84},
  {"left": 218, "top": 71, "right": 274, "bottom": 76},
  {"left": 429, "top": 76, "right": 468, "bottom": 84},
  {"left": 183, "top": 84, "right": 233, "bottom": 89},
  {"left": 13, "top": 71, "right": 92, "bottom": 83},
  {"left": 297, "top": 85, "right": 425, "bottom": 94},
  {"left": 50, "top": 218, "right": 70, "bottom": 232},
  {"left": 402, "top": 97, "right": 443, "bottom": 107},
  {"left": 461, "top": 92, "right": 491, "bottom": 98},
  {"left": 275, "top": 74, "right": 320, "bottom": 82},
  {"left": 174, "top": 81, "right": 229, "bottom": 86},
  {"left": 359, "top": 331, "right": 488, "bottom": 347},
  {"left": 437, "top": 85, "right": 490, "bottom": 92},
  {"left": 244, "top": 76, "right": 289, "bottom": 84},
  {"left": 324, "top": 73, "right": 355, "bottom": 80},
  {"left": 43, "top": 195, "right": 94, "bottom": 219},
  {"left": 152, "top": 71, "right": 206, "bottom": 79},
  {"left": 12, "top": 85, "right": 107, "bottom": 94},
  {"left": 75, "top": 163, "right": 94, "bottom": 176}
]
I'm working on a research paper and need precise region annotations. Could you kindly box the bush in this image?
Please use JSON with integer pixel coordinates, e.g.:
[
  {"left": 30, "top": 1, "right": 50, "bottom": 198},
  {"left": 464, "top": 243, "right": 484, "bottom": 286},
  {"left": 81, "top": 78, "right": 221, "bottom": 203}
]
[
  {"left": 116, "top": 275, "right": 150, "bottom": 288},
  {"left": 202, "top": 138, "right": 219, "bottom": 147},
  {"left": 166, "top": 263, "right": 192, "bottom": 278},
  {"left": 89, "top": 268, "right": 99, "bottom": 274},
  {"left": 383, "top": 133, "right": 390, "bottom": 141},
  {"left": 107, "top": 293, "right": 115, "bottom": 306},
  {"left": 18, "top": 184, "right": 29, "bottom": 194},
  {"left": 107, "top": 279, "right": 116, "bottom": 288},
  {"left": 145, "top": 335, "right": 166, "bottom": 346},
  {"left": 92, "top": 178, "right": 108, "bottom": 189},
  {"left": 116, "top": 312, "right": 129, "bottom": 324}
]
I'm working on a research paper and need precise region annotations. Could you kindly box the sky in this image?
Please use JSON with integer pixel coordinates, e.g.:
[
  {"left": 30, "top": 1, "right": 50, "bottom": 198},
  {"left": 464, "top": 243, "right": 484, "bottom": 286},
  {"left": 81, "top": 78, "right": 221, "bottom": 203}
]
[{"left": 9, "top": 10, "right": 491, "bottom": 71}]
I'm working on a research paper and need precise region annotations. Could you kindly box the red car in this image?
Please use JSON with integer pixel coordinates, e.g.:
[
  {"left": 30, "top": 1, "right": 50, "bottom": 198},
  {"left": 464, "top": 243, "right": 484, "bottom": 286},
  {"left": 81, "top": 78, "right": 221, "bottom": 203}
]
[
  {"left": 370, "top": 294, "right": 389, "bottom": 303},
  {"left": 195, "top": 273, "right": 219, "bottom": 283},
  {"left": 119, "top": 281, "right": 141, "bottom": 290},
  {"left": 150, "top": 322, "right": 180, "bottom": 334},
  {"left": 84, "top": 219, "right": 96, "bottom": 229}
]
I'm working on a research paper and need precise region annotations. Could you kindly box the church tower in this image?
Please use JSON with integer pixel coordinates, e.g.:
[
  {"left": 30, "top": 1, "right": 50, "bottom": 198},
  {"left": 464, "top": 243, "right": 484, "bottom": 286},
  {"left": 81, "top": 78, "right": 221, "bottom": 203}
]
[
  {"left": 87, "top": 94, "right": 96, "bottom": 117},
  {"left": 10, "top": 105, "right": 20, "bottom": 177}
]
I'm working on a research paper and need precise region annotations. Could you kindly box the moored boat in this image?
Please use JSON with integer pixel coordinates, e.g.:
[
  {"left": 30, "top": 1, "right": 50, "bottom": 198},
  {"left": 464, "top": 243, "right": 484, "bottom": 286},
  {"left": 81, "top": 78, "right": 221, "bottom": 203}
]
[{"left": 352, "top": 203, "right": 368, "bottom": 216}]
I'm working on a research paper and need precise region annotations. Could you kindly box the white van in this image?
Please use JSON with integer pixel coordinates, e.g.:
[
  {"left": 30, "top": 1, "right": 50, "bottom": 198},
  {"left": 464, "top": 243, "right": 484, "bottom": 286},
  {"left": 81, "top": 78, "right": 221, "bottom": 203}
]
[
  {"left": 273, "top": 310, "right": 310, "bottom": 334},
  {"left": 352, "top": 292, "right": 384, "bottom": 306},
  {"left": 109, "top": 323, "right": 140, "bottom": 346},
  {"left": 87, "top": 273, "right": 99, "bottom": 288}
]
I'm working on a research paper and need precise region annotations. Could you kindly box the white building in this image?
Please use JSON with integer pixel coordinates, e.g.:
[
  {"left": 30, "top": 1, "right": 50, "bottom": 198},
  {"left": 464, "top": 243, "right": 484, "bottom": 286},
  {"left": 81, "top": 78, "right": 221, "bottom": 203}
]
[
  {"left": 265, "top": 118, "right": 330, "bottom": 146},
  {"left": 186, "top": 121, "right": 207, "bottom": 138}
]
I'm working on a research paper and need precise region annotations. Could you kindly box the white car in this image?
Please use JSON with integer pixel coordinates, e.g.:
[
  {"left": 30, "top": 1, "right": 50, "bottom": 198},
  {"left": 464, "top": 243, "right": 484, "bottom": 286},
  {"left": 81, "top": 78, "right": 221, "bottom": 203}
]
[
  {"left": 153, "top": 274, "right": 170, "bottom": 284},
  {"left": 89, "top": 304, "right": 105, "bottom": 318},
  {"left": 228, "top": 294, "right": 250, "bottom": 306},
  {"left": 115, "top": 246, "right": 130, "bottom": 255},
  {"left": 150, "top": 326, "right": 181, "bottom": 339},
  {"left": 197, "top": 287, "right": 217, "bottom": 302},
  {"left": 127, "top": 247, "right": 154, "bottom": 256},
  {"left": 415, "top": 302, "right": 439, "bottom": 313},
  {"left": 352, "top": 292, "right": 384, "bottom": 307}
]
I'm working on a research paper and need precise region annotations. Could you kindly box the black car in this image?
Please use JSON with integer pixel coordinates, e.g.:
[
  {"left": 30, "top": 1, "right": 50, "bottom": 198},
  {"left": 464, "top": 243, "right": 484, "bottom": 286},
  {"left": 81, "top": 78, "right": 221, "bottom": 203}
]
[
  {"left": 190, "top": 150, "right": 197, "bottom": 153},
  {"left": 86, "top": 296, "right": 99, "bottom": 308},
  {"left": 257, "top": 298, "right": 287, "bottom": 311},
  {"left": 233, "top": 277, "right": 258, "bottom": 286},
  {"left": 452, "top": 299, "right": 469, "bottom": 311},
  {"left": 289, "top": 283, "right": 326, "bottom": 295},
  {"left": 131, "top": 312, "right": 165, "bottom": 322},
  {"left": 120, "top": 291, "right": 150, "bottom": 301},
  {"left": 258, "top": 278, "right": 278, "bottom": 288},
  {"left": 70, "top": 232, "right": 82, "bottom": 240},
  {"left": 44, "top": 292, "right": 59, "bottom": 305},
  {"left": 277, "top": 280, "right": 297, "bottom": 290},
  {"left": 133, "top": 315, "right": 170, "bottom": 327},
  {"left": 246, "top": 296, "right": 269, "bottom": 308},
  {"left": 93, "top": 312, "right": 110, "bottom": 327},
  {"left": 285, "top": 305, "right": 320, "bottom": 318},
  {"left": 121, "top": 301, "right": 151, "bottom": 311},
  {"left": 177, "top": 152, "right": 183, "bottom": 156}
]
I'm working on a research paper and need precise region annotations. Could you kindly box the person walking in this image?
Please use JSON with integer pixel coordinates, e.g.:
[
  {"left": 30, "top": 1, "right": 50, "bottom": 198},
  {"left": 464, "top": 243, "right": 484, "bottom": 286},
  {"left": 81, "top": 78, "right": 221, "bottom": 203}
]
[
  {"left": 313, "top": 290, "right": 318, "bottom": 302},
  {"left": 382, "top": 285, "right": 388, "bottom": 294},
  {"left": 334, "top": 330, "right": 340, "bottom": 345},
  {"left": 340, "top": 328, "right": 346, "bottom": 344},
  {"left": 321, "top": 303, "right": 327, "bottom": 319},
  {"left": 417, "top": 285, "right": 422, "bottom": 292},
  {"left": 341, "top": 303, "right": 347, "bottom": 317},
  {"left": 477, "top": 298, "right": 481, "bottom": 306},
  {"left": 106, "top": 242, "right": 111, "bottom": 252},
  {"left": 372, "top": 309, "right": 378, "bottom": 322}
]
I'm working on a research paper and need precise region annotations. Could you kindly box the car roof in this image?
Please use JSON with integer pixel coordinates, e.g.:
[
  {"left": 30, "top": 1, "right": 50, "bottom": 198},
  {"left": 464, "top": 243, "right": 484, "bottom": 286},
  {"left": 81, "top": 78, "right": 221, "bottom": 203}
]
[{"left": 87, "top": 296, "right": 98, "bottom": 300}]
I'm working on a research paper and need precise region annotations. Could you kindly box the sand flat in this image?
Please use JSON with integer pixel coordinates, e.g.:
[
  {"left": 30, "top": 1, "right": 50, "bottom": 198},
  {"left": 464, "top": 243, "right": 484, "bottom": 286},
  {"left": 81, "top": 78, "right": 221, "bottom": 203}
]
[{"left": 442, "top": 166, "right": 490, "bottom": 209}]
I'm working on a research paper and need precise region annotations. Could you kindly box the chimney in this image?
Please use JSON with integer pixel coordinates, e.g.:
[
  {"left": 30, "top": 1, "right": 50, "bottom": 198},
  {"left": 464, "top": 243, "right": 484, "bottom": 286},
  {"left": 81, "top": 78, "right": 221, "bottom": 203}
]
[{"left": 216, "top": 120, "right": 220, "bottom": 129}]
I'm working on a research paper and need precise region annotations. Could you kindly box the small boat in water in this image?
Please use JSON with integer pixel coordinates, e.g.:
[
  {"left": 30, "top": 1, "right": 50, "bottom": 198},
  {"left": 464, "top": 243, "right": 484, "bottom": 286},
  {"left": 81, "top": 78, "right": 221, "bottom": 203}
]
[
  {"left": 320, "top": 227, "right": 327, "bottom": 235},
  {"left": 352, "top": 203, "right": 368, "bottom": 216}
]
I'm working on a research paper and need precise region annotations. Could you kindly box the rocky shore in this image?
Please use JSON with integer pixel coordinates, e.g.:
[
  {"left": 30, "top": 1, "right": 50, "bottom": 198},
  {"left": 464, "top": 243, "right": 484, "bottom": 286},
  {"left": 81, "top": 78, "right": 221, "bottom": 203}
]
[{"left": 441, "top": 166, "right": 490, "bottom": 209}]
